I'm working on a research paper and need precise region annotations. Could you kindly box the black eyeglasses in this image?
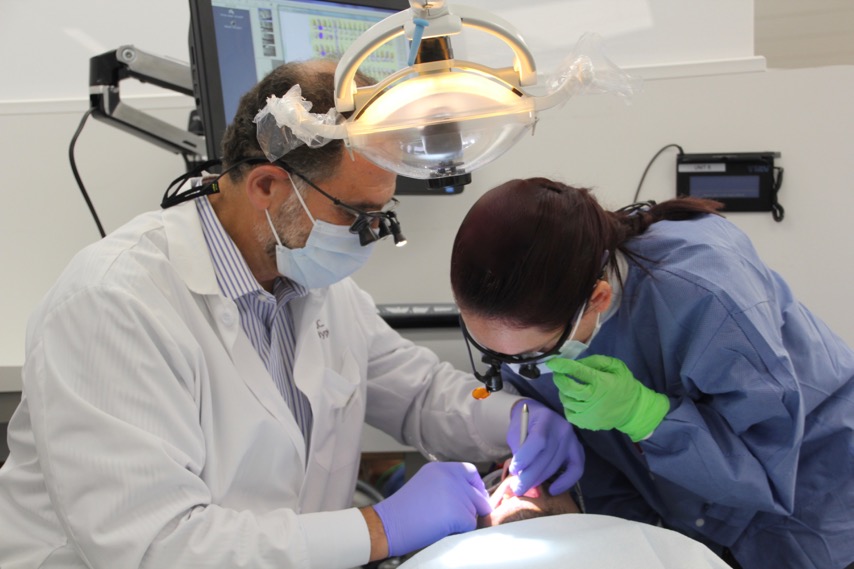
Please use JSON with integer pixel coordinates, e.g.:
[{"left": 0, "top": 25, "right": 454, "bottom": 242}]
[
  {"left": 282, "top": 165, "right": 406, "bottom": 247},
  {"left": 459, "top": 315, "right": 577, "bottom": 394},
  {"left": 160, "top": 157, "right": 406, "bottom": 247}
]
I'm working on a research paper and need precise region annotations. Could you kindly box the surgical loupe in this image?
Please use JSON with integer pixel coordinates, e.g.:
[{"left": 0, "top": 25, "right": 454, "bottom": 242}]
[
  {"left": 460, "top": 316, "right": 577, "bottom": 397},
  {"left": 281, "top": 164, "right": 408, "bottom": 247}
]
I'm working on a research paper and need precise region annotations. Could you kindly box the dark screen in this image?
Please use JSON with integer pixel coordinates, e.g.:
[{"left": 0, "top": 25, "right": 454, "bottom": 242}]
[{"left": 689, "top": 175, "right": 761, "bottom": 199}]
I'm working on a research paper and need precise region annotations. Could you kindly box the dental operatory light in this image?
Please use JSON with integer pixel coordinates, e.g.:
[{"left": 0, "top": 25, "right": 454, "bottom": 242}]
[{"left": 253, "top": 0, "right": 639, "bottom": 190}]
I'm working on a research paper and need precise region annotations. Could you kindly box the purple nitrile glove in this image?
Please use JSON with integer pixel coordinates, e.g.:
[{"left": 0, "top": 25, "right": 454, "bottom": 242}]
[
  {"left": 506, "top": 399, "right": 585, "bottom": 496},
  {"left": 372, "top": 461, "right": 492, "bottom": 557}
]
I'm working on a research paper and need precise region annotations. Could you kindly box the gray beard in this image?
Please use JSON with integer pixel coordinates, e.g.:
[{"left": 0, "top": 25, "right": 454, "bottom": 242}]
[{"left": 255, "top": 191, "right": 310, "bottom": 256}]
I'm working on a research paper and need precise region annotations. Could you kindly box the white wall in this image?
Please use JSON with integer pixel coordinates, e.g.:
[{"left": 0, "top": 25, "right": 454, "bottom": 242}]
[
  {"left": 0, "top": 0, "right": 754, "bottom": 101},
  {"left": 355, "top": 66, "right": 854, "bottom": 350},
  {"left": 4, "top": 65, "right": 852, "bottom": 369},
  {"left": 5, "top": 1, "right": 853, "bottom": 386}
]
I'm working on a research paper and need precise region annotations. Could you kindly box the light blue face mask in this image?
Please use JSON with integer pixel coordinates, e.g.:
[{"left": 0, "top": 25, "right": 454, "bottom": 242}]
[
  {"left": 265, "top": 182, "right": 374, "bottom": 288},
  {"left": 506, "top": 300, "right": 602, "bottom": 377},
  {"left": 556, "top": 300, "right": 602, "bottom": 360}
]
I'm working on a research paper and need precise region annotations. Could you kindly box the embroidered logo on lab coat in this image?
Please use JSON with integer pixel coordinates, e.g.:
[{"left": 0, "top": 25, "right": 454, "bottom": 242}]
[{"left": 316, "top": 319, "right": 329, "bottom": 339}]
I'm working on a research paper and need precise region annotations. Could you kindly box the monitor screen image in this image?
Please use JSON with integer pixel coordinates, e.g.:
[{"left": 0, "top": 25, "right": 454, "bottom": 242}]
[{"left": 188, "top": 0, "right": 410, "bottom": 162}]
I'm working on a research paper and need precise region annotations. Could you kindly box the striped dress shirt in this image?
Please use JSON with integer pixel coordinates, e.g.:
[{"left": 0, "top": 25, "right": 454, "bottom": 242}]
[{"left": 195, "top": 196, "right": 313, "bottom": 447}]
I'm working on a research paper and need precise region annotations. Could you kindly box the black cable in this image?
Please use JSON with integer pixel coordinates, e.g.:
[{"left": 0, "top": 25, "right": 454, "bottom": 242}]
[
  {"left": 633, "top": 143, "right": 684, "bottom": 203},
  {"left": 68, "top": 108, "right": 106, "bottom": 238},
  {"left": 771, "top": 166, "right": 785, "bottom": 222}
]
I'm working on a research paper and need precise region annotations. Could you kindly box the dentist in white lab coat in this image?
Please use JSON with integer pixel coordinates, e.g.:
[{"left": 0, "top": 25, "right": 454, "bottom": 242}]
[{"left": 0, "top": 60, "right": 584, "bottom": 569}]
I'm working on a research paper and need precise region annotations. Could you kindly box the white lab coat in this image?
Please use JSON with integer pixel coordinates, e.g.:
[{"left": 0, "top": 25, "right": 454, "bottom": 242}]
[{"left": 0, "top": 200, "right": 516, "bottom": 569}]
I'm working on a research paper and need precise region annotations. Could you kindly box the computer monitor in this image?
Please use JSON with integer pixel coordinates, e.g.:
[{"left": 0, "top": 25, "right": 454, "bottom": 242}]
[{"left": 188, "top": 0, "right": 455, "bottom": 193}]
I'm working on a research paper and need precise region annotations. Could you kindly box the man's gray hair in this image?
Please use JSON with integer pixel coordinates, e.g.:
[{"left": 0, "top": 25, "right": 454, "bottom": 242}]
[{"left": 220, "top": 59, "right": 372, "bottom": 183}]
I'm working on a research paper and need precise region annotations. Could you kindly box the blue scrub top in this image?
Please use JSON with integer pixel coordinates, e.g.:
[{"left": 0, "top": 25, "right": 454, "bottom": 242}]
[{"left": 505, "top": 214, "right": 854, "bottom": 569}]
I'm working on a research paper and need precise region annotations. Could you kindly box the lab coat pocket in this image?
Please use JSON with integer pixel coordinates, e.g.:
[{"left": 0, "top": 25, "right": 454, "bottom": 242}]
[
  {"left": 301, "top": 350, "right": 366, "bottom": 511},
  {"left": 311, "top": 349, "right": 365, "bottom": 474}
]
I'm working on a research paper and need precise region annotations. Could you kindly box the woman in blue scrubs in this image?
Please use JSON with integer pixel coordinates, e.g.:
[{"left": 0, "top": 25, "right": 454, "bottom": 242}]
[{"left": 450, "top": 177, "right": 854, "bottom": 569}]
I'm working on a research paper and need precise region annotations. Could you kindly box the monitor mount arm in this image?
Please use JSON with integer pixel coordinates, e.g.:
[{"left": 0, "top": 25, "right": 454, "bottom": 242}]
[{"left": 89, "top": 45, "right": 205, "bottom": 157}]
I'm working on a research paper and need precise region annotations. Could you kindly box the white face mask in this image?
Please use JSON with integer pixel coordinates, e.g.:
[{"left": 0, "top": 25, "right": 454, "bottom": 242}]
[{"left": 265, "top": 181, "right": 374, "bottom": 288}]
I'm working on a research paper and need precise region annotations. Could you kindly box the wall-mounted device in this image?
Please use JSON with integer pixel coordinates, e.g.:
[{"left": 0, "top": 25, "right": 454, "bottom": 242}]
[
  {"left": 676, "top": 152, "right": 784, "bottom": 221},
  {"left": 82, "top": 45, "right": 207, "bottom": 237}
]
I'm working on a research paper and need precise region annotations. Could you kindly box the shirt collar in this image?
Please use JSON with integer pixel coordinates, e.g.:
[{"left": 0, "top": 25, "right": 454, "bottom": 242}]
[
  {"left": 602, "top": 250, "right": 628, "bottom": 324},
  {"left": 195, "top": 195, "right": 307, "bottom": 302}
]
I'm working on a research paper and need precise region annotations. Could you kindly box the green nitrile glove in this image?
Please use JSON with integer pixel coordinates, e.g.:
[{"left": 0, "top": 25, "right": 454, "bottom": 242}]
[{"left": 547, "top": 355, "right": 670, "bottom": 443}]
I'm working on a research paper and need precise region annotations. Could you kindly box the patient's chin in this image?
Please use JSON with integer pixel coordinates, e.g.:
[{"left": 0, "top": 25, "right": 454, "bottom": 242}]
[
  {"left": 477, "top": 499, "right": 547, "bottom": 529},
  {"left": 477, "top": 481, "right": 581, "bottom": 529}
]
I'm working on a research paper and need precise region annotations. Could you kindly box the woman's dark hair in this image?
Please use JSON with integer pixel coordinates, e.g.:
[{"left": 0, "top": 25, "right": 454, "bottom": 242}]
[
  {"left": 450, "top": 177, "right": 722, "bottom": 331},
  {"left": 220, "top": 59, "right": 371, "bottom": 182}
]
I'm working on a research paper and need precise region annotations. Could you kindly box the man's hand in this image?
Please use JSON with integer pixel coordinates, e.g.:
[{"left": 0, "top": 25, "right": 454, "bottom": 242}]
[
  {"left": 371, "top": 462, "right": 491, "bottom": 558},
  {"left": 548, "top": 355, "right": 670, "bottom": 442},
  {"left": 506, "top": 400, "right": 585, "bottom": 496}
]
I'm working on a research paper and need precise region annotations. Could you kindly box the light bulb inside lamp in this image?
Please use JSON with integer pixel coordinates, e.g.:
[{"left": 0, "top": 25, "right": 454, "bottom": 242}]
[{"left": 346, "top": 69, "right": 537, "bottom": 180}]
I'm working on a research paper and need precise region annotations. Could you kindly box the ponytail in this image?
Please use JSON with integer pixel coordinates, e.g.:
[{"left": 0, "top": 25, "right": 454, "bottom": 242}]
[
  {"left": 611, "top": 197, "right": 724, "bottom": 242},
  {"left": 604, "top": 196, "right": 724, "bottom": 285}
]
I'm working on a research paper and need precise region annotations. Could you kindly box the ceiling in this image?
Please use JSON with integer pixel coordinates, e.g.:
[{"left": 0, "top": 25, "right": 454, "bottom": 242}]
[{"left": 755, "top": 0, "right": 854, "bottom": 68}]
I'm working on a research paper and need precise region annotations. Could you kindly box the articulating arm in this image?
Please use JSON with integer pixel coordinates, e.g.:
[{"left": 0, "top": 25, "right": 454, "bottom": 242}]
[{"left": 89, "top": 45, "right": 205, "bottom": 157}]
